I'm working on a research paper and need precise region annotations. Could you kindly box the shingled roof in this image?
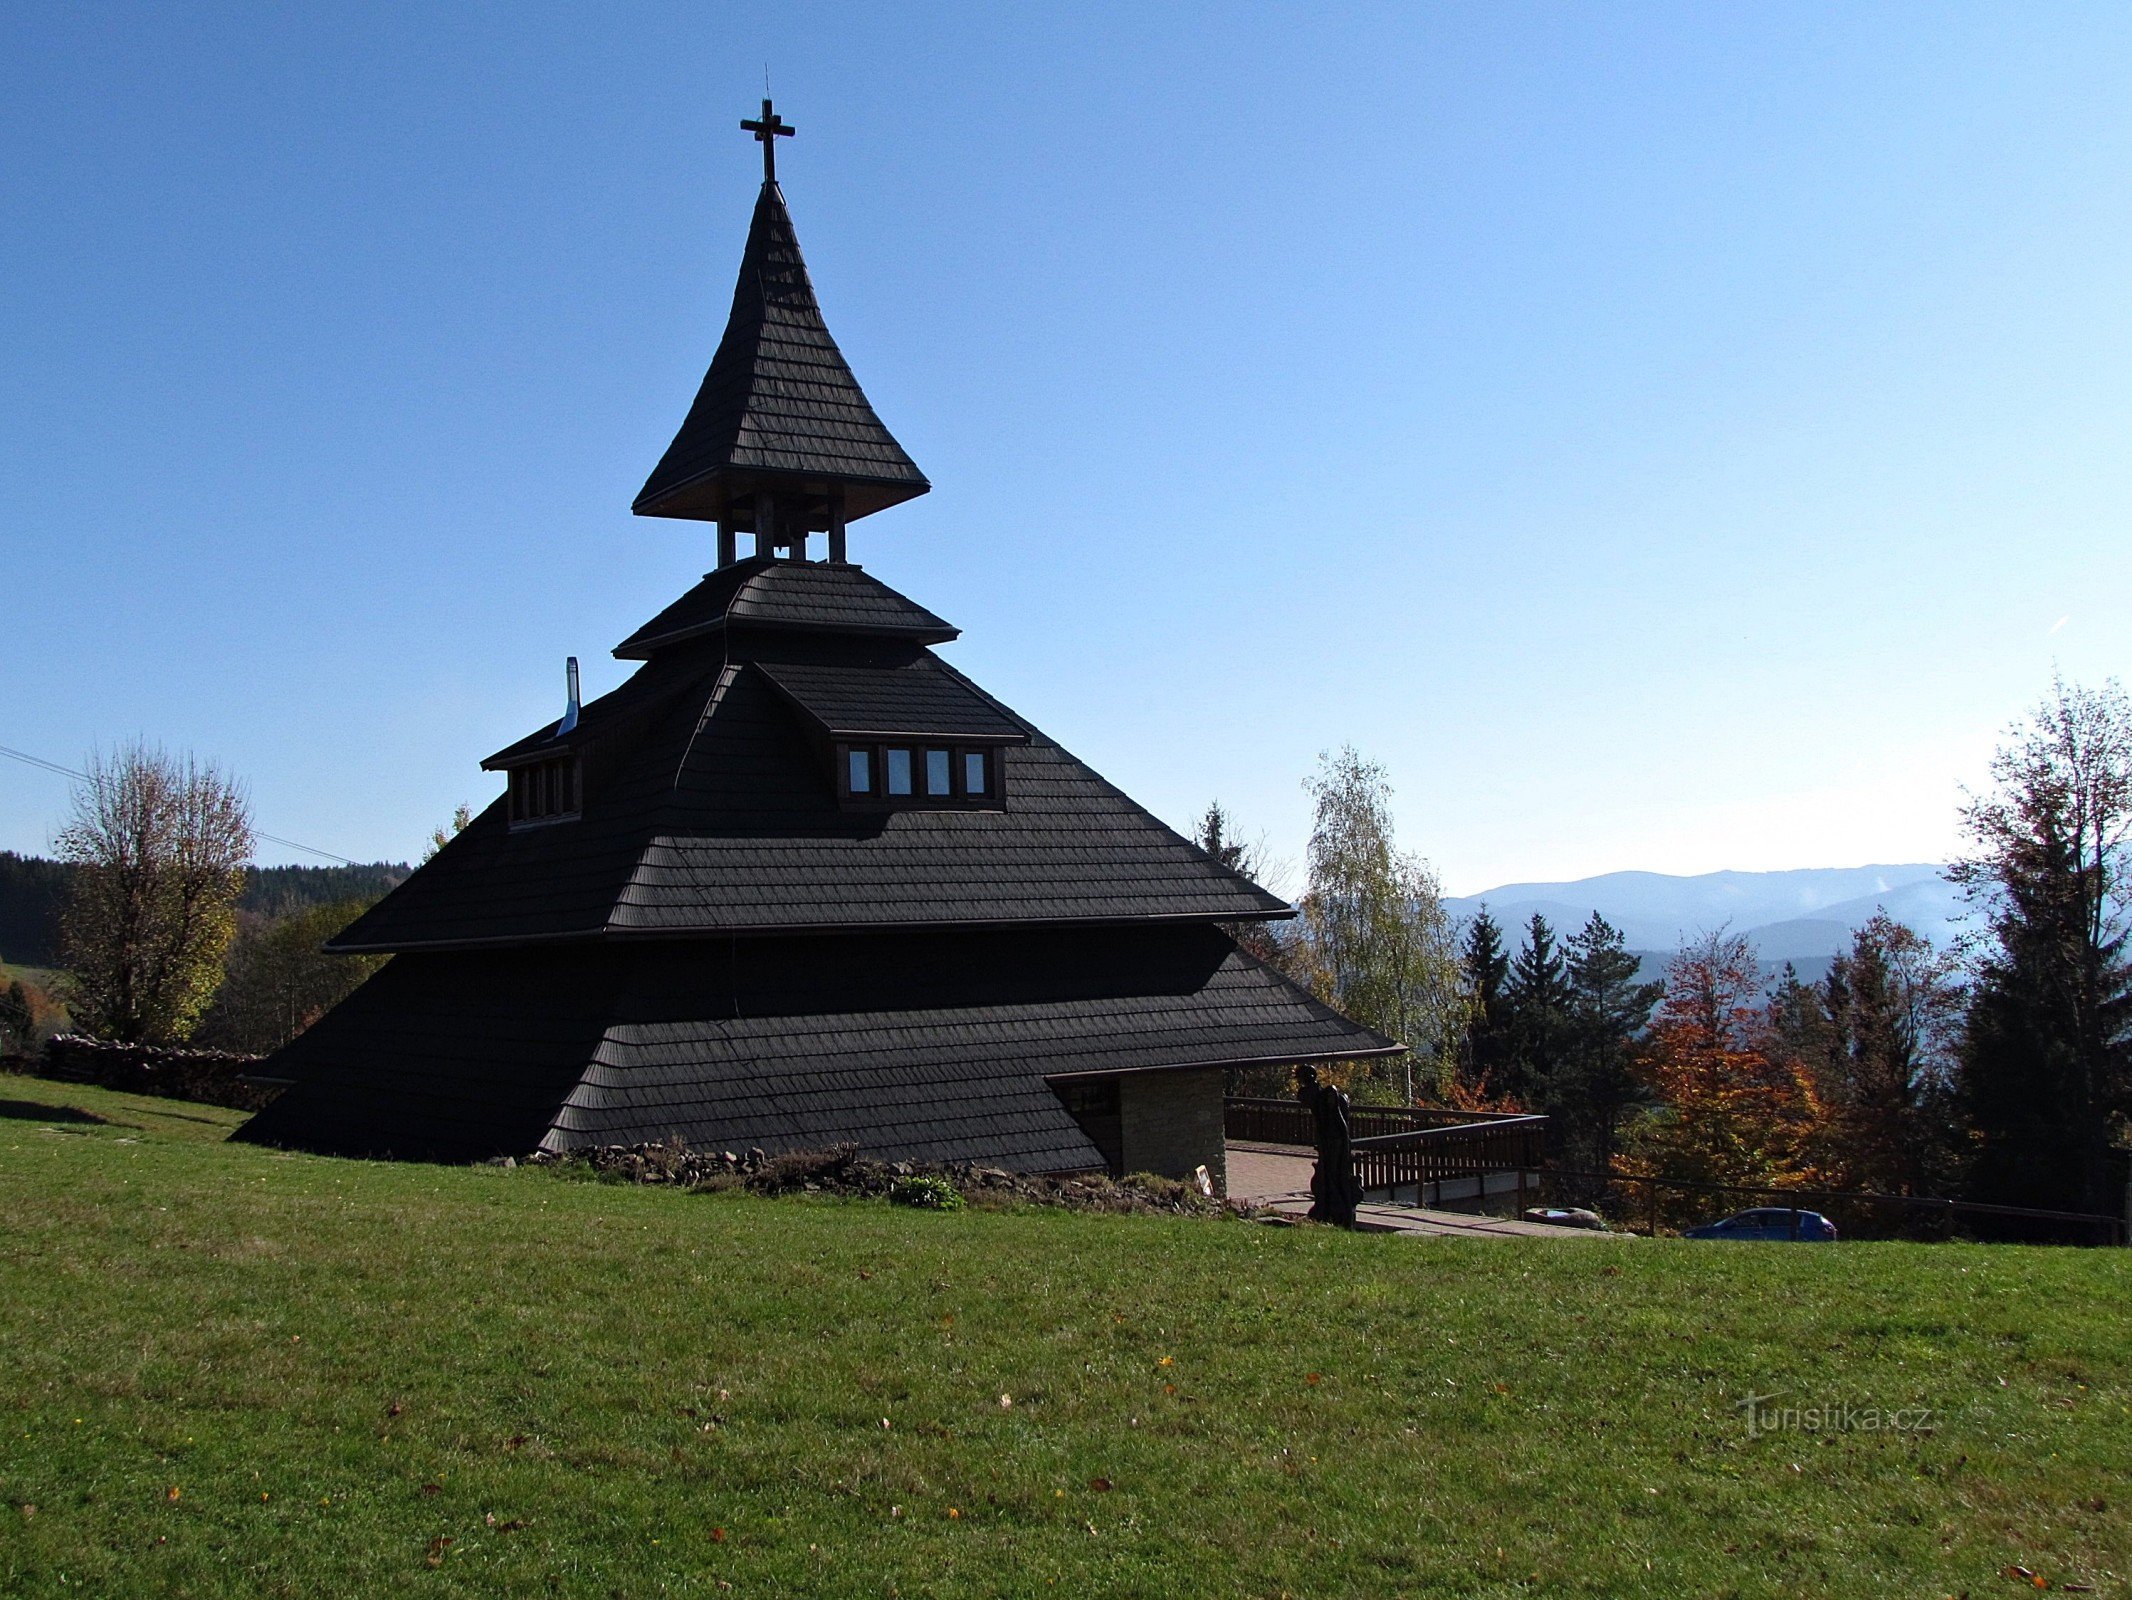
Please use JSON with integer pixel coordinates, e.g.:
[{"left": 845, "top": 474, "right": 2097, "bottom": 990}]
[
  {"left": 237, "top": 928, "right": 1398, "bottom": 1164},
  {"left": 613, "top": 557, "right": 957, "bottom": 659},
  {"left": 329, "top": 639, "right": 1291, "bottom": 952},
  {"left": 633, "top": 183, "right": 929, "bottom": 523},
  {"left": 758, "top": 658, "right": 1025, "bottom": 742}
]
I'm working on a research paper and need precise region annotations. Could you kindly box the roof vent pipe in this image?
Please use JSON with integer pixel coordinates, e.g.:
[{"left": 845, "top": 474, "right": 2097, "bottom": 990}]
[{"left": 557, "top": 656, "right": 580, "bottom": 737}]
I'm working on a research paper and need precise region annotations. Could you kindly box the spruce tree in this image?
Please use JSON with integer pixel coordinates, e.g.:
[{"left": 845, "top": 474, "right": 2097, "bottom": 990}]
[
  {"left": 1503, "top": 912, "right": 1571, "bottom": 1106},
  {"left": 1558, "top": 913, "right": 1662, "bottom": 1178},
  {"left": 1819, "top": 916, "right": 1964, "bottom": 1196},
  {"left": 1196, "top": 802, "right": 1288, "bottom": 972},
  {"left": 1458, "top": 906, "right": 1512, "bottom": 1095},
  {"left": 1954, "top": 677, "right": 2132, "bottom": 1214},
  {"left": 1763, "top": 962, "right": 1839, "bottom": 1072}
]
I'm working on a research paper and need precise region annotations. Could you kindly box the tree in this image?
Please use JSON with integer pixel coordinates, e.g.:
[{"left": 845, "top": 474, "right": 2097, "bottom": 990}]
[
  {"left": 1555, "top": 913, "right": 1662, "bottom": 1177},
  {"left": 1953, "top": 676, "right": 2132, "bottom": 1214},
  {"left": 1622, "top": 930, "right": 1822, "bottom": 1222},
  {"left": 1762, "top": 961, "right": 1838, "bottom": 1076},
  {"left": 1502, "top": 913, "right": 1571, "bottom": 1105},
  {"left": 424, "top": 803, "right": 474, "bottom": 863},
  {"left": 201, "top": 899, "right": 389, "bottom": 1054},
  {"left": 1196, "top": 801, "right": 1289, "bottom": 971},
  {"left": 1456, "top": 906, "right": 1514, "bottom": 1098},
  {"left": 1295, "top": 747, "right": 1470, "bottom": 1102},
  {"left": 56, "top": 742, "right": 254, "bottom": 1044},
  {"left": 0, "top": 980, "right": 33, "bottom": 1057},
  {"left": 1815, "top": 914, "right": 1965, "bottom": 1195}
]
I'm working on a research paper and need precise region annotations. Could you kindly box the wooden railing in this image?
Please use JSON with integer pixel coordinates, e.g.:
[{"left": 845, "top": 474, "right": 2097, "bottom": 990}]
[
  {"left": 1225, "top": 1097, "right": 1549, "bottom": 1200},
  {"left": 1350, "top": 1116, "right": 1549, "bottom": 1196},
  {"left": 1224, "top": 1096, "right": 1521, "bottom": 1148}
]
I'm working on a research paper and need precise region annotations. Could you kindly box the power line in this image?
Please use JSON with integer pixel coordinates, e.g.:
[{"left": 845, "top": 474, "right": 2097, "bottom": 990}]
[{"left": 0, "top": 742, "right": 359, "bottom": 866}]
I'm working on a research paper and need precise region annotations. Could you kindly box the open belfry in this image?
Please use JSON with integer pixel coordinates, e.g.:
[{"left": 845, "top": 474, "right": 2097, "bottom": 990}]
[{"left": 238, "top": 104, "right": 1394, "bottom": 1183}]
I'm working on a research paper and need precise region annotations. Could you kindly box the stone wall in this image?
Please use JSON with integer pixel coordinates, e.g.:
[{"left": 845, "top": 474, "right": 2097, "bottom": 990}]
[
  {"left": 35, "top": 1035, "right": 282, "bottom": 1112},
  {"left": 1118, "top": 1067, "right": 1226, "bottom": 1197}
]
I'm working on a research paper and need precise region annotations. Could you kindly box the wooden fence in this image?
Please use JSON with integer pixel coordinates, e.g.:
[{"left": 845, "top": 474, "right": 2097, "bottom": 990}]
[
  {"left": 1225, "top": 1097, "right": 1549, "bottom": 1206},
  {"left": 1350, "top": 1116, "right": 1550, "bottom": 1196},
  {"left": 1224, "top": 1096, "right": 1525, "bottom": 1147}
]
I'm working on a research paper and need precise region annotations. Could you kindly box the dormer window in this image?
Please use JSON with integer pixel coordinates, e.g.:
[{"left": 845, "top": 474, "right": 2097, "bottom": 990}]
[
  {"left": 507, "top": 756, "right": 581, "bottom": 825},
  {"left": 836, "top": 741, "right": 997, "bottom": 808},
  {"left": 484, "top": 659, "right": 589, "bottom": 830},
  {"left": 753, "top": 659, "right": 1027, "bottom": 814}
]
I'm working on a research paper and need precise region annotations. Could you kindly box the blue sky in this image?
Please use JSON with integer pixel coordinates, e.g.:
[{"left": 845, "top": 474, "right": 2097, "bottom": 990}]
[{"left": 4, "top": 3, "right": 2130, "bottom": 894}]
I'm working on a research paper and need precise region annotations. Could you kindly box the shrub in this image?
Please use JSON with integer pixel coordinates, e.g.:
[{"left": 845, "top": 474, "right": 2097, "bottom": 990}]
[{"left": 889, "top": 1175, "right": 964, "bottom": 1211}]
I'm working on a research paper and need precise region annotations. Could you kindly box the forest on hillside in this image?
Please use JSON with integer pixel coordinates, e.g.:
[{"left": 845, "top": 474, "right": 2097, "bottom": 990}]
[{"left": 0, "top": 851, "right": 407, "bottom": 968}]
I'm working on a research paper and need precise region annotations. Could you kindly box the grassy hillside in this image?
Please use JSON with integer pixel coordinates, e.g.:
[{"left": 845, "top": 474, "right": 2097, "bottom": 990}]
[
  {"left": 0, "top": 961, "right": 68, "bottom": 1041},
  {"left": 1, "top": 1075, "right": 2126, "bottom": 1598},
  {"left": 0, "top": 961, "right": 65, "bottom": 994}
]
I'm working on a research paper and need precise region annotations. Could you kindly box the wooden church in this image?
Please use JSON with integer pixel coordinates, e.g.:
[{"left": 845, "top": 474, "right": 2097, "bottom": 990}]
[{"left": 238, "top": 105, "right": 1395, "bottom": 1188}]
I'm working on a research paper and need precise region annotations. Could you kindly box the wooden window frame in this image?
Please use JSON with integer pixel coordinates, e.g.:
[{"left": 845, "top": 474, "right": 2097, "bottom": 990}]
[
  {"left": 506, "top": 754, "right": 583, "bottom": 828},
  {"left": 834, "top": 740, "right": 1006, "bottom": 812}
]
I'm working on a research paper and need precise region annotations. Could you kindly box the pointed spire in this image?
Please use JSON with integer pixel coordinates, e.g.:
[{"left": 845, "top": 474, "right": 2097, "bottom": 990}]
[{"left": 633, "top": 122, "right": 928, "bottom": 543}]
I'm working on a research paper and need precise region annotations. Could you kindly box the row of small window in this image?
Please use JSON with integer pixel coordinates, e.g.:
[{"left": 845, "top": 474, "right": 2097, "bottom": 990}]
[
  {"left": 841, "top": 743, "right": 993, "bottom": 800},
  {"left": 508, "top": 756, "right": 581, "bottom": 824}
]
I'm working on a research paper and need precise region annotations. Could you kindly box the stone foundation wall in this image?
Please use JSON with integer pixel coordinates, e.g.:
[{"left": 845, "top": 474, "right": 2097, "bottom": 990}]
[
  {"left": 35, "top": 1035, "right": 281, "bottom": 1112},
  {"left": 1118, "top": 1067, "right": 1226, "bottom": 1197}
]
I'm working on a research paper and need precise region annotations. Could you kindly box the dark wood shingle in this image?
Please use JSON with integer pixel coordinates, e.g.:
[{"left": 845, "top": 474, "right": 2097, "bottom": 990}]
[{"left": 633, "top": 185, "right": 929, "bottom": 523}]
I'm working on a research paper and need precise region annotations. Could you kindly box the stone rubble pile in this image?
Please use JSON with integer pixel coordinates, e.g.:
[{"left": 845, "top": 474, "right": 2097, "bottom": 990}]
[{"left": 517, "top": 1141, "right": 1251, "bottom": 1218}]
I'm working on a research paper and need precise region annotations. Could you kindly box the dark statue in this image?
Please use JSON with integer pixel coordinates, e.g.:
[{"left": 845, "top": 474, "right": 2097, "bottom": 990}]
[{"left": 1297, "top": 1064, "right": 1361, "bottom": 1227}]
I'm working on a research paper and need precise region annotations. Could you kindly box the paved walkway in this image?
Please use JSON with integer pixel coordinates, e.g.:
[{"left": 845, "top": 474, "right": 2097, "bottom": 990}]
[
  {"left": 1226, "top": 1141, "right": 1629, "bottom": 1241},
  {"left": 1225, "top": 1141, "right": 1318, "bottom": 1204}
]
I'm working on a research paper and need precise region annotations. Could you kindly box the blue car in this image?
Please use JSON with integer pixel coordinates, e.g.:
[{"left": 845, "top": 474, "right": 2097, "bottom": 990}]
[{"left": 1684, "top": 1207, "right": 1838, "bottom": 1242}]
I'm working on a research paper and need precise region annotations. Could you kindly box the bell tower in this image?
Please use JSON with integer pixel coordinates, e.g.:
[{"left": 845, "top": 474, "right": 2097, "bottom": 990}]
[{"left": 632, "top": 100, "right": 930, "bottom": 567}]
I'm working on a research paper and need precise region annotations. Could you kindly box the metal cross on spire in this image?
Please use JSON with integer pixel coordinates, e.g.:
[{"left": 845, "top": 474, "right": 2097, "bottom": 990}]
[{"left": 741, "top": 98, "right": 794, "bottom": 182}]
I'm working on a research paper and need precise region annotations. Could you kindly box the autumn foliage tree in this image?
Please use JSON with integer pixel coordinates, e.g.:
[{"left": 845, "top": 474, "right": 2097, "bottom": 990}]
[{"left": 1622, "top": 930, "right": 1823, "bottom": 1221}]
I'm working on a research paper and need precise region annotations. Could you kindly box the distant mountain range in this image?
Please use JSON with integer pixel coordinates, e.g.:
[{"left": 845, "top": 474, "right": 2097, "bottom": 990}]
[{"left": 1444, "top": 864, "right": 1967, "bottom": 975}]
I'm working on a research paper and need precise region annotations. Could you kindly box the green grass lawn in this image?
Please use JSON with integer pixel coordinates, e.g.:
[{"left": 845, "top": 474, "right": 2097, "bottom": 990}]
[{"left": 1, "top": 1075, "right": 2126, "bottom": 1598}]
